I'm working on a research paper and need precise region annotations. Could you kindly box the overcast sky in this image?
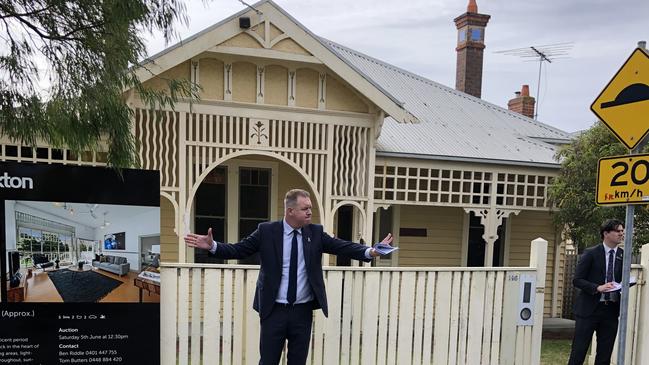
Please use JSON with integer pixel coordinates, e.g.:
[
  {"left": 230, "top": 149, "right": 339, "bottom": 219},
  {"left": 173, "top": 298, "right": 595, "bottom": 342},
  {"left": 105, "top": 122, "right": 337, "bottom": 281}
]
[{"left": 146, "top": 0, "right": 649, "bottom": 133}]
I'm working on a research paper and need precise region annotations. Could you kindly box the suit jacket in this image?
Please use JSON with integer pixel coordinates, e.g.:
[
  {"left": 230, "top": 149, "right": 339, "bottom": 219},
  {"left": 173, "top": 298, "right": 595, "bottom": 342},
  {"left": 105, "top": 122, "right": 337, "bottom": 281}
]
[
  {"left": 212, "top": 220, "right": 372, "bottom": 320},
  {"left": 573, "top": 244, "right": 623, "bottom": 317}
]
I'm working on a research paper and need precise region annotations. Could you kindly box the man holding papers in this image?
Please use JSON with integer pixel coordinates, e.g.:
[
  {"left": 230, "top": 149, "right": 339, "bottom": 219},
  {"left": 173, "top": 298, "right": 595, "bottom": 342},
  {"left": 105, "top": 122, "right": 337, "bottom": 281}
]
[
  {"left": 568, "top": 219, "right": 625, "bottom": 365},
  {"left": 185, "top": 189, "right": 394, "bottom": 365}
]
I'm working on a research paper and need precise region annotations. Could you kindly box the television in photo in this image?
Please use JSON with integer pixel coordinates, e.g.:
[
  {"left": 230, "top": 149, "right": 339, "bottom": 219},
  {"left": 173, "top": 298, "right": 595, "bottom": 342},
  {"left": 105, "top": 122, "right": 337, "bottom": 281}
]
[{"left": 104, "top": 232, "right": 126, "bottom": 250}]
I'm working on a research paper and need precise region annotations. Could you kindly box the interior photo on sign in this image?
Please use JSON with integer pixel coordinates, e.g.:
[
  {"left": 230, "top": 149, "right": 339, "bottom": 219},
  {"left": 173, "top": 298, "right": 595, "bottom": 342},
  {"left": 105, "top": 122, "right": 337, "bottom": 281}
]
[{"left": 4, "top": 200, "right": 161, "bottom": 303}]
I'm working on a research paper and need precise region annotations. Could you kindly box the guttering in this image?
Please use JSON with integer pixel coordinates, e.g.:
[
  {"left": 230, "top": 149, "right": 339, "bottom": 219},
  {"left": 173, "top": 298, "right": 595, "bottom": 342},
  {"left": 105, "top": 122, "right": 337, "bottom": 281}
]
[{"left": 376, "top": 151, "right": 562, "bottom": 169}]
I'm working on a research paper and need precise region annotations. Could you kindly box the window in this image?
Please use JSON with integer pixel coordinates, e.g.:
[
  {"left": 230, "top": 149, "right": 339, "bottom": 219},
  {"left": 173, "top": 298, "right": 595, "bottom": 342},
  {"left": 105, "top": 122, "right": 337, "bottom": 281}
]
[
  {"left": 15, "top": 212, "right": 75, "bottom": 267},
  {"left": 458, "top": 27, "right": 467, "bottom": 42},
  {"left": 470, "top": 28, "right": 483, "bottom": 41},
  {"left": 237, "top": 168, "right": 271, "bottom": 265},
  {"left": 194, "top": 167, "right": 227, "bottom": 264}
]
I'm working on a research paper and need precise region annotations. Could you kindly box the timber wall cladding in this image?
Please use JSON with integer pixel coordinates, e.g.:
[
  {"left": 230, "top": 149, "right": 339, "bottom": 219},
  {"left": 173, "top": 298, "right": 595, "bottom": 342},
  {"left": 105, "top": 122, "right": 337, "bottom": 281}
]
[{"left": 160, "top": 196, "right": 178, "bottom": 262}]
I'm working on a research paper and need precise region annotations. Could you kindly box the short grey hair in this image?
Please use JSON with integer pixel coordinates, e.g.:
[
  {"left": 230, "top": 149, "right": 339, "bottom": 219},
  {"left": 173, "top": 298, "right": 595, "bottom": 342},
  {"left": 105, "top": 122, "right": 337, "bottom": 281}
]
[{"left": 284, "top": 189, "right": 310, "bottom": 211}]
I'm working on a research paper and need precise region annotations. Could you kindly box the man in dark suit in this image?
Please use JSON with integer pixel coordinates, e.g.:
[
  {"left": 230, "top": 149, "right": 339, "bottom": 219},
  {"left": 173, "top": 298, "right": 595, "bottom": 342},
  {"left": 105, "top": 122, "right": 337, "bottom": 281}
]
[
  {"left": 184, "top": 189, "right": 393, "bottom": 365},
  {"left": 568, "top": 219, "right": 624, "bottom": 365}
]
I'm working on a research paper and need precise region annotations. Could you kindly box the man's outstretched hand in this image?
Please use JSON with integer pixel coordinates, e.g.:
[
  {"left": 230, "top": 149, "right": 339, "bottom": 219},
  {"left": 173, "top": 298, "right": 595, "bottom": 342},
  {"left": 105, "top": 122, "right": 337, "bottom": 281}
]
[
  {"left": 370, "top": 233, "right": 394, "bottom": 257},
  {"left": 184, "top": 228, "right": 214, "bottom": 251}
]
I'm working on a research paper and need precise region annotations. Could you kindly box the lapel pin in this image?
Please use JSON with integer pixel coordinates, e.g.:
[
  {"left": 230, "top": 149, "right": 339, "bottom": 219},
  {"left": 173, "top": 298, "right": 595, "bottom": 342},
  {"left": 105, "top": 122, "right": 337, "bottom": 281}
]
[{"left": 307, "top": 236, "right": 311, "bottom": 243}]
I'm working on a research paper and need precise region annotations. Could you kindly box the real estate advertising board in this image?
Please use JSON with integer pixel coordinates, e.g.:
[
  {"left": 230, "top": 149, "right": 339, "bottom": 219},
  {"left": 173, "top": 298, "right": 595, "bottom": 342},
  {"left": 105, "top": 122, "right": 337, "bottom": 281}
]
[{"left": 0, "top": 162, "right": 161, "bottom": 364}]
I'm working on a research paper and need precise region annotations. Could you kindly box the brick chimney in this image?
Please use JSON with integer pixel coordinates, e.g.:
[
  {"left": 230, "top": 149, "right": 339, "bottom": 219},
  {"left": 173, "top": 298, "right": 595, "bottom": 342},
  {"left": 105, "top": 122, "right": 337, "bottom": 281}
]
[
  {"left": 454, "top": 0, "right": 490, "bottom": 98},
  {"left": 508, "top": 85, "right": 536, "bottom": 119}
]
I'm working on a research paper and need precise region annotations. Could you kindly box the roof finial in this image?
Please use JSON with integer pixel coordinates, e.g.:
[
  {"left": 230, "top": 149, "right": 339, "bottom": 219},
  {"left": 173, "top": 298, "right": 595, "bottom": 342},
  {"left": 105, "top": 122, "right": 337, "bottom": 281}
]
[{"left": 467, "top": 0, "right": 478, "bottom": 13}]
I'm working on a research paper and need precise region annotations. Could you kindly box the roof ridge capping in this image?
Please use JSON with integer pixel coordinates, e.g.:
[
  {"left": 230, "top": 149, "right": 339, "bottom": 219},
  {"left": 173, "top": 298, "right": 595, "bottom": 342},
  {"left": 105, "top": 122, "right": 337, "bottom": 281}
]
[{"left": 323, "top": 38, "right": 572, "bottom": 141}]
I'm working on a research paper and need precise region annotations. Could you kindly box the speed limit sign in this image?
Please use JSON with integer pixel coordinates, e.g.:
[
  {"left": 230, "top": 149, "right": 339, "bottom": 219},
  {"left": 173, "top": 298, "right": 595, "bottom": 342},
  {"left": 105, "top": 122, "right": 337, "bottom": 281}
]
[{"left": 596, "top": 153, "right": 649, "bottom": 205}]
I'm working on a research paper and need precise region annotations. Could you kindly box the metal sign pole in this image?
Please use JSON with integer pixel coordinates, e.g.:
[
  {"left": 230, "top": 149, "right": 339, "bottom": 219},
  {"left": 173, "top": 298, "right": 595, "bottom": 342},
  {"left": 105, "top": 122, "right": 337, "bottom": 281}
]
[
  {"left": 617, "top": 141, "right": 645, "bottom": 365},
  {"left": 617, "top": 203, "right": 634, "bottom": 365}
]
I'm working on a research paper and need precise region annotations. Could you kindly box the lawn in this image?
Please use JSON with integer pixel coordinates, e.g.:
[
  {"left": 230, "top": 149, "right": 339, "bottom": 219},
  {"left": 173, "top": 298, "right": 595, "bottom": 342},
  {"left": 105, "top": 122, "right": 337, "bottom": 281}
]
[{"left": 541, "top": 339, "right": 571, "bottom": 365}]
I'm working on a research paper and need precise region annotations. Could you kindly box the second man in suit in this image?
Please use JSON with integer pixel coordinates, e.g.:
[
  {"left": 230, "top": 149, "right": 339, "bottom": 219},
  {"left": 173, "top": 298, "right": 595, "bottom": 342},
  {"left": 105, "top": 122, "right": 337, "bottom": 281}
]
[
  {"left": 568, "top": 219, "right": 625, "bottom": 365},
  {"left": 184, "top": 188, "right": 393, "bottom": 365}
]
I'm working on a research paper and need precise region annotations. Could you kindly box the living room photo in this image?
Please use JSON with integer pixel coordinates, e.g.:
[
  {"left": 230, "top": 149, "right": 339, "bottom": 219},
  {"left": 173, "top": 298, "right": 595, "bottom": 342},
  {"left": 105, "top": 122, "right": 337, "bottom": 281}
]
[{"left": 4, "top": 200, "right": 161, "bottom": 303}]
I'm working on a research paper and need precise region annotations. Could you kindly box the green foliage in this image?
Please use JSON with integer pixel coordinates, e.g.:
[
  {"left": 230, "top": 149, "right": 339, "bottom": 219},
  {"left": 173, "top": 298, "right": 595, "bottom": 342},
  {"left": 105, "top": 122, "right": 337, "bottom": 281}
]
[
  {"left": 548, "top": 122, "right": 649, "bottom": 252},
  {"left": 17, "top": 237, "right": 38, "bottom": 252},
  {"left": 0, "top": 0, "right": 199, "bottom": 167}
]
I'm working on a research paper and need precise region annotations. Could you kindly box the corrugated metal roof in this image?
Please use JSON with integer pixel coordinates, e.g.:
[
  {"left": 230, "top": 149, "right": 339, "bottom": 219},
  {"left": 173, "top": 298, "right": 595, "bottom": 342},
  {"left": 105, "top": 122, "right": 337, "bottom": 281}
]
[{"left": 323, "top": 40, "right": 572, "bottom": 166}]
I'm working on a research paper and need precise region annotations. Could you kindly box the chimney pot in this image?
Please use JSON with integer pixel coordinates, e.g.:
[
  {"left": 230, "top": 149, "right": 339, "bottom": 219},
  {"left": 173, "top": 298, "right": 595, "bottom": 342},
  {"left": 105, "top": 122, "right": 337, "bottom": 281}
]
[
  {"left": 467, "top": 0, "right": 478, "bottom": 13},
  {"left": 508, "top": 84, "right": 535, "bottom": 119},
  {"left": 639, "top": 40, "right": 647, "bottom": 50}
]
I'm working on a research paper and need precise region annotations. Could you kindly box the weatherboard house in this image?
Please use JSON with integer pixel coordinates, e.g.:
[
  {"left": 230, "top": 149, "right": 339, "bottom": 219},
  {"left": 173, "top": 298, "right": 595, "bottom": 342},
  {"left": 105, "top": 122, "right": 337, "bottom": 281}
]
[{"left": 2, "top": 0, "right": 573, "bottom": 317}]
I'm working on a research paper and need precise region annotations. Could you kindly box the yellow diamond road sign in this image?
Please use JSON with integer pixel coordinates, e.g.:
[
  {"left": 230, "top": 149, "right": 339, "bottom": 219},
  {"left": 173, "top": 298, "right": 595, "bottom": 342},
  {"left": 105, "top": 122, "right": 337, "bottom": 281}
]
[{"left": 591, "top": 48, "right": 649, "bottom": 150}]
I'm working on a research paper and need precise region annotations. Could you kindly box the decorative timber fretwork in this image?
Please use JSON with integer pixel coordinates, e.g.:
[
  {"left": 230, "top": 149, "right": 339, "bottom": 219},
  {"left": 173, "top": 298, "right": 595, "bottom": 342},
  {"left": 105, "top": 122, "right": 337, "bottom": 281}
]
[
  {"left": 134, "top": 109, "right": 180, "bottom": 191},
  {"left": 374, "top": 159, "right": 555, "bottom": 211},
  {"left": 332, "top": 125, "right": 371, "bottom": 198},
  {"left": 318, "top": 73, "right": 326, "bottom": 110},
  {"left": 215, "top": 17, "right": 314, "bottom": 60},
  {"left": 256, "top": 66, "right": 265, "bottom": 103},
  {"left": 224, "top": 63, "right": 233, "bottom": 101},
  {"left": 249, "top": 119, "right": 270, "bottom": 147},
  {"left": 464, "top": 207, "right": 520, "bottom": 266},
  {"left": 0, "top": 139, "right": 108, "bottom": 166},
  {"left": 288, "top": 70, "right": 296, "bottom": 106},
  {"left": 180, "top": 111, "right": 330, "bottom": 200},
  {"left": 191, "top": 60, "right": 199, "bottom": 84}
]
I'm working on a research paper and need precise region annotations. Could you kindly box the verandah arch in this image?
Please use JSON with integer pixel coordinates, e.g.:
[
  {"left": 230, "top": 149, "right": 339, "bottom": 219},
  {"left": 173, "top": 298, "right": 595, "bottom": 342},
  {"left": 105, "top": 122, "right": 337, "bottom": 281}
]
[
  {"left": 184, "top": 149, "right": 326, "bottom": 236},
  {"left": 330, "top": 200, "right": 366, "bottom": 241}
]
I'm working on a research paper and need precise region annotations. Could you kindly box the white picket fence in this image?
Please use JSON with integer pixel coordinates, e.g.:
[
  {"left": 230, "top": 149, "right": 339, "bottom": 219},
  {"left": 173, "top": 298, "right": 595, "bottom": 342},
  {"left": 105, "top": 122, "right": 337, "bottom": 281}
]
[{"left": 161, "top": 238, "right": 548, "bottom": 365}]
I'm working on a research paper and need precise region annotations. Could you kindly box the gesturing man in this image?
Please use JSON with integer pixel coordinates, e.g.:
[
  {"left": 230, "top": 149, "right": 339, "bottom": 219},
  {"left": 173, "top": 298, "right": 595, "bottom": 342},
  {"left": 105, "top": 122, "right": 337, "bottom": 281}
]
[
  {"left": 568, "top": 219, "right": 625, "bottom": 365},
  {"left": 184, "top": 189, "right": 393, "bottom": 365}
]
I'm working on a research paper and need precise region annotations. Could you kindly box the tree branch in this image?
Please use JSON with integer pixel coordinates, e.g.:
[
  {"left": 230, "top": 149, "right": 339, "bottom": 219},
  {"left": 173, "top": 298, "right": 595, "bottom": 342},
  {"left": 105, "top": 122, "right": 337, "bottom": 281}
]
[
  {"left": 0, "top": 4, "right": 55, "bottom": 20},
  {"left": 8, "top": 10, "right": 103, "bottom": 42}
]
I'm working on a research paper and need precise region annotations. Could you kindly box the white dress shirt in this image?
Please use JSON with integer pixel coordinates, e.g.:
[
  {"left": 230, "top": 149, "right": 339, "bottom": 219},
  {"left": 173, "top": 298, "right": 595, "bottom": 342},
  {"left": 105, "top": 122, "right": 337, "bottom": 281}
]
[{"left": 275, "top": 220, "right": 314, "bottom": 304}]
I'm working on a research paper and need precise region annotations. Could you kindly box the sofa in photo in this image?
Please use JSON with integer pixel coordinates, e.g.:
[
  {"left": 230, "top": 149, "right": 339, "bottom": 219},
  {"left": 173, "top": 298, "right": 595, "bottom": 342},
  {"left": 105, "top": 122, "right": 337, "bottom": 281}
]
[
  {"left": 92, "top": 255, "right": 130, "bottom": 276},
  {"left": 32, "top": 253, "right": 55, "bottom": 271}
]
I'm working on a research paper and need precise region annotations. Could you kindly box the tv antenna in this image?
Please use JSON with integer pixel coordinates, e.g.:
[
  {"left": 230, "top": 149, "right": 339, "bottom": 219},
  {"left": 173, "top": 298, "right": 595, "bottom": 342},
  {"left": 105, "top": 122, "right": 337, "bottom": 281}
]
[{"left": 495, "top": 42, "right": 573, "bottom": 120}]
